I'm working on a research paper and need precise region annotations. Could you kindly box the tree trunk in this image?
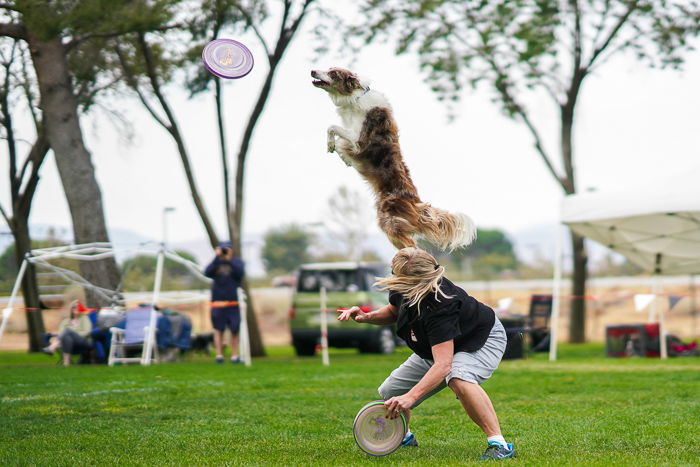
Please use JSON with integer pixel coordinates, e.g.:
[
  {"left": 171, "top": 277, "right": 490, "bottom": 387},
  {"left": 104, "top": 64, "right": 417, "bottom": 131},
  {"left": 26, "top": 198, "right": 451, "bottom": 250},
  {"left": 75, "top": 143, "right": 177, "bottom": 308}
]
[
  {"left": 213, "top": 80, "right": 264, "bottom": 355},
  {"left": 569, "top": 231, "right": 588, "bottom": 343},
  {"left": 561, "top": 84, "right": 588, "bottom": 344},
  {"left": 28, "top": 35, "right": 120, "bottom": 307},
  {"left": 214, "top": 79, "right": 234, "bottom": 243},
  {"left": 230, "top": 64, "right": 281, "bottom": 358},
  {"left": 12, "top": 220, "right": 45, "bottom": 351}
]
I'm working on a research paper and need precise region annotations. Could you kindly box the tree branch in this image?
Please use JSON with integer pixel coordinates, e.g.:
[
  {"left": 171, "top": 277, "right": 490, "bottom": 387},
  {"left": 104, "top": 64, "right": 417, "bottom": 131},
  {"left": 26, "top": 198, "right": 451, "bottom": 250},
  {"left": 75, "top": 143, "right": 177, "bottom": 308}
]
[
  {"left": 287, "top": 0, "right": 315, "bottom": 38},
  {"left": 572, "top": 0, "right": 583, "bottom": 72},
  {"left": 231, "top": 2, "right": 270, "bottom": 59},
  {"left": 136, "top": 32, "right": 178, "bottom": 135},
  {"left": 0, "top": 3, "right": 18, "bottom": 12},
  {"left": 279, "top": 0, "right": 292, "bottom": 39},
  {"left": 0, "top": 202, "right": 11, "bottom": 229},
  {"left": 77, "top": 77, "right": 121, "bottom": 112},
  {"left": 19, "top": 43, "right": 39, "bottom": 131},
  {"left": 0, "top": 41, "right": 18, "bottom": 199},
  {"left": 461, "top": 14, "right": 565, "bottom": 189},
  {"left": 588, "top": 29, "right": 646, "bottom": 73},
  {"left": 115, "top": 45, "right": 169, "bottom": 129},
  {"left": 0, "top": 22, "right": 26, "bottom": 40},
  {"left": 17, "top": 121, "right": 45, "bottom": 183},
  {"left": 66, "top": 23, "right": 183, "bottom": 51},
  {"left": 590, "top": 0, "right": 613, "bottom": 49},
  {"left": 231, "top": 0, "right": 315, "bottom": 251},
  {"left": 136, "top": 31, "right": 220, "bottom": 247},
  {"left": 17, "top": 129, "right": 50, "bottom": 217},
  {"left": 586, "top": 1, "right": 638, "bottom": 69}
]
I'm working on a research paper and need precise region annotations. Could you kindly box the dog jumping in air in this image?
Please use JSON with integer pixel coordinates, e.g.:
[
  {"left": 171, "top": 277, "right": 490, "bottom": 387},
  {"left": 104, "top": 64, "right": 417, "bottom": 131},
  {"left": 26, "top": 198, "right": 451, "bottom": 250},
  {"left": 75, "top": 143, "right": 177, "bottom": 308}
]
[{"left": 311, "top": 67, "right": 476, "bottom": 251}]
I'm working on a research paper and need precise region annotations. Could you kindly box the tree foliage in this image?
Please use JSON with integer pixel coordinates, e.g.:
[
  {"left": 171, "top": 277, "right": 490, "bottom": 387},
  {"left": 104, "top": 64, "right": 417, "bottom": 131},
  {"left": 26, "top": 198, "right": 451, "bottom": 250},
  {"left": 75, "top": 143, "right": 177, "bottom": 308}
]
[
  {"left": 352, "top": 1, "right": 700, "bottom": 118},
  {"left": 261, "top": 224, "right": 313, "bottom": 274},
  {"left": 0, "top": 237, "right": 76, "bottom": 293},
  {"left": 419, "top": 227, "right": 518, "bottom": 279}
]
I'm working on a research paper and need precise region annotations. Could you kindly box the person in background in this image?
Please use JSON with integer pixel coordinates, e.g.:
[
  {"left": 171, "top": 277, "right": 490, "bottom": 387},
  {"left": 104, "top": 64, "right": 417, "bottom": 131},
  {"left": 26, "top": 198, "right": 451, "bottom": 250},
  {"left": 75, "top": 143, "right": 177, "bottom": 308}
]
[
  {"left": 204, "top": 241, "right": 245, "bottom": 364},
  {"left": 42, "top": 300, "right": 92, "bottom": 367}
]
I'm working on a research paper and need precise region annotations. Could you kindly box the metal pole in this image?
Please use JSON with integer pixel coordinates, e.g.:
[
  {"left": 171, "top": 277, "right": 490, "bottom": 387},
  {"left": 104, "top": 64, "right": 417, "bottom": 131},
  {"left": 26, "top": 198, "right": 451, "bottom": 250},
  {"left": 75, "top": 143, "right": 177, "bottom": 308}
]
[
  {"left": 320, "top": 286, "right": 330, "bottom": 366},
  {"left": 0, "top": 259, "right": 29, "bottom": 343},
  {"left": 143, "top": 249, "right": 165, "bottom": 365},
  {"left": 690, "top": 274, "right": 697, "bottom": 337},
  {"left": 238, "top": 287, "right": 251, "bottom": 366},
  {"left": 549, "top": 224, "right": 563, "bottom": 362},
  {"left": 162, "top": 207, "right": 175, "bottom": 249},
  {"left": 656, "top": 277, "right": 668, "bottom": 359},
  {"left": 648, "top": 280, "right": 658, "bottom": 324}
]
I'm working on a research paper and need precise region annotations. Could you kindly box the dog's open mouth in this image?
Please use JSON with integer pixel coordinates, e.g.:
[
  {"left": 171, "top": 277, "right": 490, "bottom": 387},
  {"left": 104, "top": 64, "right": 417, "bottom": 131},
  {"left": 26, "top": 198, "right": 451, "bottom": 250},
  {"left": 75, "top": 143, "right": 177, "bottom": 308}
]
[{"left": 311, "top": 70, "right": 329, "bottom": 88}]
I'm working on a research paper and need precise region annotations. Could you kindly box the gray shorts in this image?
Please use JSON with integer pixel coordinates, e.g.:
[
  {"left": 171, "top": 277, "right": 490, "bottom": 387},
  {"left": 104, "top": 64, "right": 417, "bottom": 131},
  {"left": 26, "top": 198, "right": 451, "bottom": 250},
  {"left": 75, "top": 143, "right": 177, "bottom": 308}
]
[{"left": 378, "top": 318, "right": 507, "bottom": 408}]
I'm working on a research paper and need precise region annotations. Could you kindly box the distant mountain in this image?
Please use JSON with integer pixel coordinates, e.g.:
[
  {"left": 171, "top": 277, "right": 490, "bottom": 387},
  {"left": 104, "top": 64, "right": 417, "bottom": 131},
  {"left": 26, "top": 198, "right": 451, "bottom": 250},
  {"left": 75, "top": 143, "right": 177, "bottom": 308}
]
[{"left": 4, "top": 223, "right": 623, "bottom": 279}]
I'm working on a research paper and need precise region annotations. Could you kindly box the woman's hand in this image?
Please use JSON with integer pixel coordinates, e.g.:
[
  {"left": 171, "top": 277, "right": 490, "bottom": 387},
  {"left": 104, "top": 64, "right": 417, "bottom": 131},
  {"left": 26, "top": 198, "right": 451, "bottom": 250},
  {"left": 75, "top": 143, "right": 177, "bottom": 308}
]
[
  {"left": 384, "top": 394, "right": 416, "bottom": 419},
  {"left": 336, "top": 306, "right": 369, "bottom": 322}
]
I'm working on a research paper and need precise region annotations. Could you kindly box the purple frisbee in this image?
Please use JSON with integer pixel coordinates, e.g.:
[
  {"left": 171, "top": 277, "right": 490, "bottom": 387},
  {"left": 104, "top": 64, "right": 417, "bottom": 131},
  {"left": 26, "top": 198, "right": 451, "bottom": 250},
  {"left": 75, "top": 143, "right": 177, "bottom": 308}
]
[{"left": 202, "top": 39, "right": 254, "bottom": 79}]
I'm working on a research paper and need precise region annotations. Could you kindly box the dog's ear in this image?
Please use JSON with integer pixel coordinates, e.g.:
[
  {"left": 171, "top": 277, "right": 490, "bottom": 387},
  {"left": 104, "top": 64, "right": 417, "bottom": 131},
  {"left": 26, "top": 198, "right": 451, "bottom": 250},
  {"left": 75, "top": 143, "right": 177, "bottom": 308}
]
[{"left": 344, "top": 74, "right": 362, "bottom": 92}]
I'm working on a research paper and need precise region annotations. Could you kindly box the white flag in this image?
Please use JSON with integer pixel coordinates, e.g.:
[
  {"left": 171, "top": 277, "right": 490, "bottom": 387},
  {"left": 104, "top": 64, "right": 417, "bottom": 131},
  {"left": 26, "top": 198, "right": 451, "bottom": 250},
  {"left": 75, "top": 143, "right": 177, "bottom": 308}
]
[
  {"left": 634, "top": 294, "right": 656, "bottom": 312},
  {"left": 497, "top": 297, "right": 513, "bottom": 310}
]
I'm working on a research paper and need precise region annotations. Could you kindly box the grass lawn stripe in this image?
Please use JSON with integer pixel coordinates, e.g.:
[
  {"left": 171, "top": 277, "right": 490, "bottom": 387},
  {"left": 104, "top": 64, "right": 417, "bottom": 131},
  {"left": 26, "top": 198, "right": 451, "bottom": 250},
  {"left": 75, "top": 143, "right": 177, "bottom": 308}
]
[{"left": 1, "top": 343, "right": 699, "bottom": 466}]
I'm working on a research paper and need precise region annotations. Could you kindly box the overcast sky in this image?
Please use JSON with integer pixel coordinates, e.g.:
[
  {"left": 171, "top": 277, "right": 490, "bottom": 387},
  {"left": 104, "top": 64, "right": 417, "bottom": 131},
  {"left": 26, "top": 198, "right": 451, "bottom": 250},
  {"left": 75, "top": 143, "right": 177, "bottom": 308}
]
[{"left": 2, "top": 12, "right": 699, "bottom": 262}]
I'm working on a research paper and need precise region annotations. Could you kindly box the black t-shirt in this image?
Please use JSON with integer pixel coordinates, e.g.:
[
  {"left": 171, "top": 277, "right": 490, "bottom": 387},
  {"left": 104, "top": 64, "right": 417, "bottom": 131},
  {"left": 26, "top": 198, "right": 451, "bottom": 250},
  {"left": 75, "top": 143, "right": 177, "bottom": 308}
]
[{"left": 389, "top": 278, "right": 495, "bottom": 360}]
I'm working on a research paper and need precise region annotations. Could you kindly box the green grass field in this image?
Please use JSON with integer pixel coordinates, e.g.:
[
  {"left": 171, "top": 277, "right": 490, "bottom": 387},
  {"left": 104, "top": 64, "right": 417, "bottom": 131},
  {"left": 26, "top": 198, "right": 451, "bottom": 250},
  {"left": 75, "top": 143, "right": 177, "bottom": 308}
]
[{"left": 1, "top": 344, "right": 699, "bottom": 466}]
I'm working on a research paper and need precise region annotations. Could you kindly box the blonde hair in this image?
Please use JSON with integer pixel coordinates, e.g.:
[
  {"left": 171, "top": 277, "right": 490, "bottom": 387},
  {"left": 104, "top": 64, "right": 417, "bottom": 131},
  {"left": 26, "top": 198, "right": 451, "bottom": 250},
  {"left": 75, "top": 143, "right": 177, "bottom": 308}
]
[{"left": 375, "top": 247, "right": 451, "bottom": 311}]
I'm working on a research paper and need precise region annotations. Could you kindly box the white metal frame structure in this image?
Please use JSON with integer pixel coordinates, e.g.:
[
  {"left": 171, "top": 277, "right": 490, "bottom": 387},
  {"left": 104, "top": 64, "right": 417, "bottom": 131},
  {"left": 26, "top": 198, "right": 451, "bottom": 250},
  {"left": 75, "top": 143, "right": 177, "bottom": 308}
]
[{"left": 0, "top": 242, "right": 219, "bottom": 365}]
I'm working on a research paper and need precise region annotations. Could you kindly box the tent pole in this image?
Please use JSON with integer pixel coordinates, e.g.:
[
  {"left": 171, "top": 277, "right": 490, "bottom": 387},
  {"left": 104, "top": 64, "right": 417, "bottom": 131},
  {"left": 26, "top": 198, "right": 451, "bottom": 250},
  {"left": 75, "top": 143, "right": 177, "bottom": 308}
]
[
  {"left": 549, "top": 223, "right": 563, "bottom": 362},
  {"left": 656, "top": 276, "right": 668, "bottom": 359},
  {"left": 690, "top": 275, "right": 697, "bottom": 337},
  {"left": 652, "top": 254, "right": 668, "bottom": 360},
  {"left": 320, "top": 286, "right": 330, "bottom": 366},
  {"left": 648, "top": 280, "right": 658, "bottom": 323},
  {"left": 0, "top": 258, "right": 29, "bottom": 343},
  {"left": 238, "top": 287, "right": 251, "bottom": 366},
  {"left": 143, "top": 248, "right": 165, "bottom": 365}
]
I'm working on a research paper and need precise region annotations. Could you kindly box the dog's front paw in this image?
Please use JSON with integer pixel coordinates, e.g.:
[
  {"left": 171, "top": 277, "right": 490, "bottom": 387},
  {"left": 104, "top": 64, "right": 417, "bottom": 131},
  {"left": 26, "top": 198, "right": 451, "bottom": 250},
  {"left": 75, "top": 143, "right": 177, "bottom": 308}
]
[
  {"left": 327, "top": 136, "right": 336, "bottom": 153},
  {"left": 339, "top": 154, "right": 353, "bottom": 167}
]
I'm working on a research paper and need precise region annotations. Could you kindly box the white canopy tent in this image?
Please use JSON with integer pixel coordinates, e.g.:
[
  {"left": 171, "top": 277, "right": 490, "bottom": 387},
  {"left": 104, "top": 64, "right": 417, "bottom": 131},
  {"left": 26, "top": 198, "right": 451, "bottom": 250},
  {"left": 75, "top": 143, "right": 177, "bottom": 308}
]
[
  {"left": 0, "top": 242, "right": 252, "bottom": 366},
  {"left": 550, "top": 169, "right": 700, "bottom": 360}
]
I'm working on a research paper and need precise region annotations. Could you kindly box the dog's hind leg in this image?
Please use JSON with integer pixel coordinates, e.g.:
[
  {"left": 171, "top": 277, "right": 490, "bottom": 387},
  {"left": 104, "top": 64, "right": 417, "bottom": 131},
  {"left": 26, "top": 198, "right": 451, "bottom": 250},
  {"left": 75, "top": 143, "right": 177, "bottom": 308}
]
[
  {"left": 378, "top": 214, "right": 416, "bottom": 249},
  {"left": 387, "top": 231, "right": 416, "bottom": 249}
]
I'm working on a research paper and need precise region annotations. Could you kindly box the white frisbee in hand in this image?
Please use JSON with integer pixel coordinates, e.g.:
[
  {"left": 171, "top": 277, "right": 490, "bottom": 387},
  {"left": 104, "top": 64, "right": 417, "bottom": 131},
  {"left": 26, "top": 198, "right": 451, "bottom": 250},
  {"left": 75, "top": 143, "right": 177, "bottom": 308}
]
[{"left": 353, "top": 400, "right": 407, "bottom": 456}]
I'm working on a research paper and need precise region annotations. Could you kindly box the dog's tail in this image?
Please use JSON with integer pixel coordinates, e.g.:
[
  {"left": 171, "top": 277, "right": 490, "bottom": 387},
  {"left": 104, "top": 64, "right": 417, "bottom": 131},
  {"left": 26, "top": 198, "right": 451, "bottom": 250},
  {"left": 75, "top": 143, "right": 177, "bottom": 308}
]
[{"left": 416, "top": 204, "right": 477, "bottom": 251}]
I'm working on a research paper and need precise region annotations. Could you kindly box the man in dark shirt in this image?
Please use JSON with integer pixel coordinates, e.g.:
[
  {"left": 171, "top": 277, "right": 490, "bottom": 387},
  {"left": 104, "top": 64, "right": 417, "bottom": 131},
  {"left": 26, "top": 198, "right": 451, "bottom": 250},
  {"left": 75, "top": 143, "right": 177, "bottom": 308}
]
[
  {"left": 204, "top": 241, "right": 245, "bottom": 364},
  {"left": 338, "top": 247, "right": 515, "bottom": 461}
]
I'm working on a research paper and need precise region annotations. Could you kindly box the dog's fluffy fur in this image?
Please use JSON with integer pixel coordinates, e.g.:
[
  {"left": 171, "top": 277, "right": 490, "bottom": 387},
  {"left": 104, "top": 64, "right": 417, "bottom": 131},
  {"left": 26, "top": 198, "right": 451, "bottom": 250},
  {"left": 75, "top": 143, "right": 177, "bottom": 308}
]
[{"left": 311, "top": 67, "right": 476, "bottom": 251}]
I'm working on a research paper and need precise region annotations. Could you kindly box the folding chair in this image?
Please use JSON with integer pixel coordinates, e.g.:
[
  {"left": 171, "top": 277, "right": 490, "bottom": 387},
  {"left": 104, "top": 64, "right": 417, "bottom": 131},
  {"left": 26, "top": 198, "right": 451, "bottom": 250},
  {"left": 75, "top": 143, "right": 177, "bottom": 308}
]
[{"left": 108, "top": 306, "right": 158, "bottom": 365}]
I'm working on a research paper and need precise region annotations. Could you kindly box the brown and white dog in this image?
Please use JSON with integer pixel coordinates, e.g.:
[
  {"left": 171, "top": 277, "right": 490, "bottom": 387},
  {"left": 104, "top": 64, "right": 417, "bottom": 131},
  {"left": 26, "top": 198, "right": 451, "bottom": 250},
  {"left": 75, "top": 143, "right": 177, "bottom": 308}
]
[{"left": 311, "top": 67, "right": 476, "bottom": 251}]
